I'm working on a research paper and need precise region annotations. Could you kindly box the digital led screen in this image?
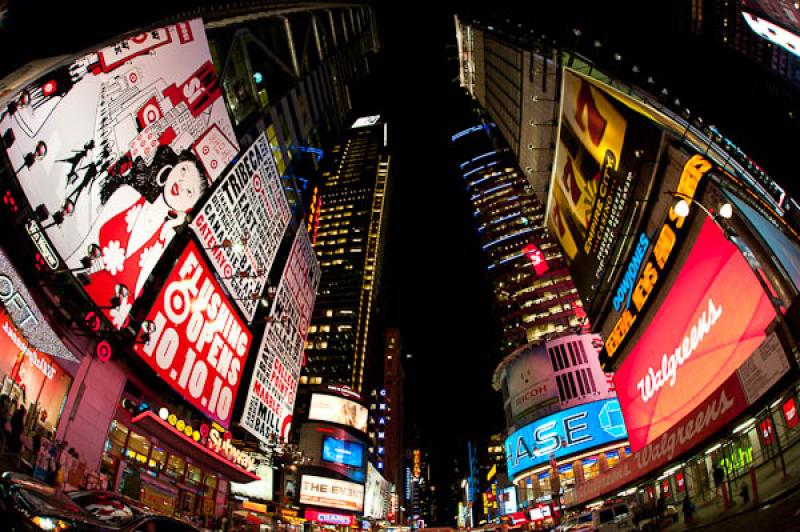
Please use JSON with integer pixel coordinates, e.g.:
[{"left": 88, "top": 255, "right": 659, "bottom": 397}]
[
  {"left": 308, "top": 393, "right": 368, "bottom": 433},
  {"left": 299, "top": 475, "right": 364, "bottom": 513},
  {"left": 322, "top": 437, "right": 364, "bottom": 468},
  {"left": 614, "top": 217, "right": 775, "bottom": 450},
  {"left": 505, "top": 399, "right": 628, "bottom": 478}
]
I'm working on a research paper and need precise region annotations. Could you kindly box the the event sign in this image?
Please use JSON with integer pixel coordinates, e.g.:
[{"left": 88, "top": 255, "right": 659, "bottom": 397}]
[
  {"left": 505, "top": 399, "right": 628, "bottom": 478},
  {"left": 1, "top": 19, "right": 238, "bottom": 329},
  {"left": 299, "top": 475, "right": 365, "bottom": 512},
  {"left": 240, "top": 226, "right": 321, "bottom": 442},
  {"left": 134, "top": 241, "right": 252, "bottom": 427},
  {"left": 191, "top": 132, "right": 291, "bottom": 321},
  {"left": 614, "top": 216, "right": 776, "bottom": 450}
]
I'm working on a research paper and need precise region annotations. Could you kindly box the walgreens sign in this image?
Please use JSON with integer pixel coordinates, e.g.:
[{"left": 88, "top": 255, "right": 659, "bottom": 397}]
[
  {"left": 615, "top": 217, "right": 775, "bottom": 451},
  {"left": 135, "top": 240, "right": 252, "bottom": 427}
]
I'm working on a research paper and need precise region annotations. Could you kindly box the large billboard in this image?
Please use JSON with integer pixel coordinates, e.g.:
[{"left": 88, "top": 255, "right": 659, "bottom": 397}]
[
  {"left": 230, "top": 461, "right": 273, "bottom": 501},
  {"left": 545, "top": 68, "right": 663, "bottom": 300},
  {"left": 505, "top": 398, "right": 628, "bottom": 478},
  {"left": 502, "top": 334, "right": 615, "bottom": 426},
  {"left": 614, "top": 216, "right": 776, "bottom": 451},
  {"left": 1, "top": 19, "right": 238, "bottom": 329},
  {"left": 364, "top": 462, "right": 390, "bottom": 519},
  {"left": 240, "top": 226, "right": 321, "bottom": 443},
  {"left": 134, "top": 240, "right": 253, "bottom": 427},
  {"left": 322, "top": 437, "right": 365, "bottom": 468},
  {"left": 308, "top": 393, "right": 368, "bottom": 433},
  {"left": 299, "top": 475, "right": 365, "bottom": 513},
  {"left": 191, "top": 132, "right": 291, "bottom": 321}
]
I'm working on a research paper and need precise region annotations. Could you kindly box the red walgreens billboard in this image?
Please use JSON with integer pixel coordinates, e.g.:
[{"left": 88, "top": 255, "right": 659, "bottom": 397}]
[
  {"left": 614, "top": 216, "right": 775, "bottom": 451},
  {"left": 134, "top": 240, "right": 252, "bottom": 427}
]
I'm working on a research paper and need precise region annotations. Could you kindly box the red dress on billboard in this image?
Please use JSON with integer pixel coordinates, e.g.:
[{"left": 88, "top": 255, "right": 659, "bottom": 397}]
[{"left": 84, "top": 196, "right": 170, "bottom": 329}]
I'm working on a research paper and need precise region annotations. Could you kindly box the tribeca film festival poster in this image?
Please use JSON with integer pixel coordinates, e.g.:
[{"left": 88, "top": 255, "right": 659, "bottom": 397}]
[
  {"left": 191, "top": 132, "right": 291, "bottom": 322},
  {"left": 241, "top": 226, "right": 321, "bottom": 443},
  {"left": 133, "top": 241, "right": 253, "bottom": 427},
  {"left": 545, "top": 68, "right": 663, "bottom": 300},
  {"left": 0, "top": 19, "right": 239, "bottom": 329}
]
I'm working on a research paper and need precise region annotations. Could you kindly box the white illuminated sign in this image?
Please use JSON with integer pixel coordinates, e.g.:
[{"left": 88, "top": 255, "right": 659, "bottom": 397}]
[
  {"left": 299, "top": 475, "right": 365, "bottom": 512},
  {"left": 308, "top": 393, "right": 368, "bottom": 433},
  {"left": 743, "top": 11, "right": 800, "bottom": 57},
  {"left": 351, "top": 115, "right": 381, "bottom": 128}
]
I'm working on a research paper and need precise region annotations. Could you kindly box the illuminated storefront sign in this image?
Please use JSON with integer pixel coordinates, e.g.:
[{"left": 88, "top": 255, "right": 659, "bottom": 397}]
[
  {"left": 299, "top": 475, "right": 365, "bottom": 513},
  {"left": 305, "top": 510, "right": 354, "bottom": 526},
  {"left": 134, "top": 241, "right": 253, "bottom": 427},
  {"left": 505, "top": 399, "right": 628, "bottom": 478},
  {"left": 604, "top": 154, "right": 712, "bottom": 361},
  {"left": 783, "top": 398, "right": 798, "bottom": 429},
  {"left": 614, "top": 217, "right": 776, "bottom": 450},
  {"left": 2, "top": 19, "right": 237, "bottom": 330}
]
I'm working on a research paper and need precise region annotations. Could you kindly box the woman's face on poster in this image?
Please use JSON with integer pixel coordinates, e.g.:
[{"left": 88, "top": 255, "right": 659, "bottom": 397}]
[{"left": 163, "top": 160, "right": 204, "bottom": 212}]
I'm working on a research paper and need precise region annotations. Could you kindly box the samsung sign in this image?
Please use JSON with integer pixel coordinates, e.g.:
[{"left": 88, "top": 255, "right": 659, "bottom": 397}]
[{"left": 505, "top": 399, "right": 628, "bottom": 478}]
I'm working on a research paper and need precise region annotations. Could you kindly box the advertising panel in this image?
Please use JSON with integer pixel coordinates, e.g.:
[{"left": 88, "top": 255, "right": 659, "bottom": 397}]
[
  {"left": 545, "top": 68, "right": 663, "bottom": 299},
  {"left": 505, "top": 399, "right": 628, "bottom": 478},
  {"left": 575, "top": 331, "right": 789, "bottom": 504},
  {"left": 0, "top": 248, "right": 79, "bottom": 364},
  {"left": 308, "top": 393, "right": 368, "bottom": 433},
  {"left": 322, "top": 437, "right": 365, "bottom": 468},
  {"left": 240, "top": 226, "right": 321, "bottom": 443},
  {"left": 784, "top": 398, "right": 799, "bottom": 429},
  {"left": 0, "top": 307, "right": 72, "bottom": 434},
  {"left": 299, "top": 475, "right": 364, "bottom": 513},
  {"left": 614, "top": 217, "right": 776, "bottom": 451},
  {"left": 191, "top": 132, "right": 291, "bottom": 321},
  {"left": 364, "top": 462, "right": 390, "bottom": 519},
  {"left": 230, "top": 461, "right": 273, "bottom": 501},
  {"left": 603, "top": 153, "right": 712, "bottom": 363},
  {"left": 134, "top": 240, "right": 253, "bottom": 427},
  {"left": 304, "top": 510, "right": 355, "bottom": 526},
  {"left": 743, "top": 11, "right": 800, "bottom": 58},
  {"left": 505, "top": 334, "right": 615, "bottom": 426},
  {"left": 298, "top": 423, "right": 367, "bottom": 482},
  {"left": 1, "top": 19, "right": 238, "bottom": 329}
]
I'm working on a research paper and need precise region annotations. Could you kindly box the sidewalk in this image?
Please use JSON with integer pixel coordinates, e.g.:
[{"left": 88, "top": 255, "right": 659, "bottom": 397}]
[{"left": 665, "top": 473, "right": 800, "bottom": 530}]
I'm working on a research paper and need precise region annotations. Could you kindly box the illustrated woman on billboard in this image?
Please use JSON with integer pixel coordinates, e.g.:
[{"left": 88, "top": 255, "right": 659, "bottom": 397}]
[{"left": 78, "top": 145, "right": 209, "bottom": 328}]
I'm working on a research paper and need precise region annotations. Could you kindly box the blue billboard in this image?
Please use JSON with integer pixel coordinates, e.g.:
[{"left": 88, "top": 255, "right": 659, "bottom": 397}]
[
  {"left": 322, "top": 436, "right": 365, "bottom": 468},
  {"left": 505, "top": 399, "right": 627, "bottom": 477}
]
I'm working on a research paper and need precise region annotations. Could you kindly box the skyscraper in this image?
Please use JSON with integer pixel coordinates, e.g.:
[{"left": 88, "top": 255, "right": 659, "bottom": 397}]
[
  {"left": 451, "top": 96, "right": 585, "bottom": 355},
  {"left": 302, "top": 117, "right": 390, "bottom": 393}
]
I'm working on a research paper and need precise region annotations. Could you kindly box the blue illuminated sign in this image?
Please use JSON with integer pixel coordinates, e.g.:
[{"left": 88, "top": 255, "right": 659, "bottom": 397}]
[
  {"left": 612, "top": 232, "right": 650, "bottom": 312},
  {"left": 322, "top": 437, "right": 365, "bottom": 468},
  {"left": 505, "top": 399, "right": 627, "bottom": 477}
]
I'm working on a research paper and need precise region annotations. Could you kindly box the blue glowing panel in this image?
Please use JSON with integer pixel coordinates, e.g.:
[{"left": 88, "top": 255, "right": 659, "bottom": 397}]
[
  {"left": 505, "top": 399, "right": 628, "bottom": 477},
  {"left": 322, "top": 437, "right": 364, "bottom": 468}
]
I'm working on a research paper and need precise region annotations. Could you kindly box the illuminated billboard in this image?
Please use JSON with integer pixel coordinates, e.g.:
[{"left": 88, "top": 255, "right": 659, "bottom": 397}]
[
  {"left": 614, "top": 216, "right": 776, "bottom": 451},
  {"left": 743, "top": 11, "right": 800, "bottom": 58},
  {"left": 501, "top": 334, "right": 615, "bottom": 426},
  {"left": 191, "top": 131, "right": 291, "bottom": 321},
  {"left": 1, "top": 19, "right": 238, "bottom": 330},
  {"left": 505, "top": 399, "right": 627, "bottom": 478},
  {"left": 545, "top": 68, "right": 663, "bottom": 300},
  {"left": 240, "top": 226, "right": 320, "bottom": 443},
  {"left": 308, "top": 393, "right": 368, "bottom": 433},
  {"left": 299, "top": 475, "right": 365, "bottom": 513},
  {"left": 134, "top": 240, "right": 253, "bottom": 427},
  {"left": 230, "top": 462, "right": 273, "bottom": 501},
  {"left": 364, "top": 462, "right": 390, "bottom": 519},
  {"left": 322, "top": 437, "right": 365, "bottom": 468}
]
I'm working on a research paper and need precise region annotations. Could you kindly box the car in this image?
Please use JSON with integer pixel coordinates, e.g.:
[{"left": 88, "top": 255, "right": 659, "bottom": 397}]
[
  {"left": 558, "top": 503, "right": 638, "bottom": 531},
  {"left": 0, "top": 471, "right": 114, "bottom": 531},
  {"left": 68, "top": 491, "right": 199, "bottom": 531}
]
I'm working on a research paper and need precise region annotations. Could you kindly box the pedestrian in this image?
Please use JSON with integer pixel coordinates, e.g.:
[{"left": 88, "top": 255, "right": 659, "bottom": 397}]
[
  {"left": 713, "top": 465, "right": 725, "bottom": 496},
  {"left": 740, "top": 483, "right": 750, "bottom": 504},
  {"left": 656, "top": 492, "right": 666, "bottom": 524},
  {"left": 8, "top": 404, "right": 26, "bottom": 454},
  {"left": 682, "top": 495, "right": 695, "bottom": 524}
]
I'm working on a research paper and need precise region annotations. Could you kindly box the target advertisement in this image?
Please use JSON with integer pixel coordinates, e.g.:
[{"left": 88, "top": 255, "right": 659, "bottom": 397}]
[
  {"left": 240, "top": 226, "right": 321, "bottom": 443},
  {"left": 1, "top": 19, "right": 238, "bottom": 330},
  {"left": 191, "top": 132, "right": 291, "bottom": 321},
  {"left": 614, "top": 216, "right": 776, "bottom": 451},
  {"left": 134, "top": 240, "right": 253, "bottom": 427}
]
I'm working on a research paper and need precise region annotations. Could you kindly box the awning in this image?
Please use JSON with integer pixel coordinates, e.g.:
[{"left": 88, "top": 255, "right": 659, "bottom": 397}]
[{"left": 131, "top": 411, "right": 259, "bottom": 483}]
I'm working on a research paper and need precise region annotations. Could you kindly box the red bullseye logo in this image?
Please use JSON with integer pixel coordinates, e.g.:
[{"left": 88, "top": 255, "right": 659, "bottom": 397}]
[{"left": 96, "top": 340, "right": 113, "bottom": 362}]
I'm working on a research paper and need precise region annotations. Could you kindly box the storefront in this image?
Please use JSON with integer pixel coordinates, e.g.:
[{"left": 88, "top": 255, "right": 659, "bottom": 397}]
[{"left": 99, "top": 400, "right": 258, "bottom": 525}]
